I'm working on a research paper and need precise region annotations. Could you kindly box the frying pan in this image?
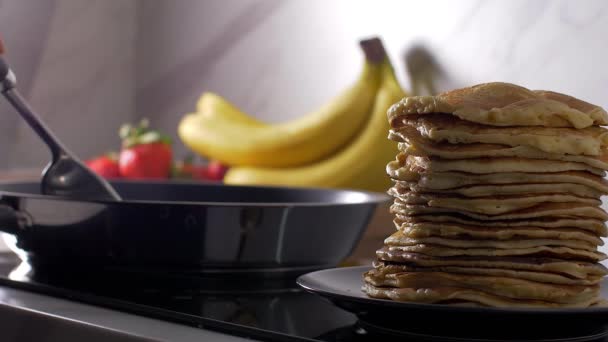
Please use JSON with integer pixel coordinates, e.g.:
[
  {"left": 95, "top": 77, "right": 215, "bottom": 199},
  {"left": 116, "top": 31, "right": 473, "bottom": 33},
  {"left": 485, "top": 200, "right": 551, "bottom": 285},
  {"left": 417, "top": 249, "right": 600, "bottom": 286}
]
[
  {"left": 0, "top": 40, "right": 387, "bottom": 274},
  {"left": 0, "top": 180, "right": 387, "bottom": 273}
]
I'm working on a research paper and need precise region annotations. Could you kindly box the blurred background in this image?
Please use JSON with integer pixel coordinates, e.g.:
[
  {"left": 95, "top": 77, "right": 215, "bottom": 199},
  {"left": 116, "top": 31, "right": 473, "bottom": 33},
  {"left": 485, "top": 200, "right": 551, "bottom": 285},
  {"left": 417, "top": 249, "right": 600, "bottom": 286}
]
[
  {"left": 0, "top": 0, "right": 607, "bottom": 255},
  {"left": 1, "top": 0, "right": 607, "bottom": 169}
]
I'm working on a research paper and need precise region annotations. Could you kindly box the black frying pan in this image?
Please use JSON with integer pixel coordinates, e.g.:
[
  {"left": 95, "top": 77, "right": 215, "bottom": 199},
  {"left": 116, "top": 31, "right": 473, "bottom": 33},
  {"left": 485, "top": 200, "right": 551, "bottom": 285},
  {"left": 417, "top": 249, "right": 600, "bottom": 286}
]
[
  {"left": 0, "top": 181, "right": 387, "bottom": 273},
  {"left": 0, "top": 42, "right": 387, "bottom": 274}
]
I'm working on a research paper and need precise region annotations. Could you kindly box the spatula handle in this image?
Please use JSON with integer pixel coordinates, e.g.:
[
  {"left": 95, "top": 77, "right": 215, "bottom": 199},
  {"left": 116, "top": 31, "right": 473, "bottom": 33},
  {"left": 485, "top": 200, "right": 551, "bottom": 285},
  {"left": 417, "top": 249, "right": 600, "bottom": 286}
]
[
  {"left": 3, "top": 88, "right": 65, "bottom": 159},
  {"left": 0, "top": 54, "right": 64, "bottom": 159}
]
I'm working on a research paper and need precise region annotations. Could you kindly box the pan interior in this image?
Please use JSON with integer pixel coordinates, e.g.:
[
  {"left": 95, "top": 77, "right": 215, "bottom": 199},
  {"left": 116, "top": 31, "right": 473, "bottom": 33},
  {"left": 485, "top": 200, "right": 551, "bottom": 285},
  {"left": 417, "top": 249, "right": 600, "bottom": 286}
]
[{"left": 0, "top": 181, "right": 388, "bottom": 205}]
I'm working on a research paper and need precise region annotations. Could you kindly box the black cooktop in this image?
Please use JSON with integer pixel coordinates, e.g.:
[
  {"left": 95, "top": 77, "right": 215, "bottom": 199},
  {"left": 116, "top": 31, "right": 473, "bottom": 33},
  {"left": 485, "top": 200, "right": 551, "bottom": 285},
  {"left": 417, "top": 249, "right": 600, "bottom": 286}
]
[
  {"left": 0, "top": 253, "right": 605, "bottom": 342},
  {"left": 0, "top": 253, "right": 367, "bottom": 342}
]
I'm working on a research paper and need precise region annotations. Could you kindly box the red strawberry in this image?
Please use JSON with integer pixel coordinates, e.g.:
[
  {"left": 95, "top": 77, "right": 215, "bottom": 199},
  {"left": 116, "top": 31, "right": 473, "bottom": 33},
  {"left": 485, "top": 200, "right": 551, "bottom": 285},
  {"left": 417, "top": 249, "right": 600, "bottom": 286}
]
[
  {"left": 192, "top": 166, "right": 210, "bottom": 180},
  {"left": 86, "top": 154, "right": 120, "bottom": 179},
  {"left": 118, "top": 120, "right": 173, "bottom": 179},
  {"left": 207, "top": 160, "right": 229, "bottom": 181},
  {"left": 172, "top": 158, "right": 209, "bottom": 180}
]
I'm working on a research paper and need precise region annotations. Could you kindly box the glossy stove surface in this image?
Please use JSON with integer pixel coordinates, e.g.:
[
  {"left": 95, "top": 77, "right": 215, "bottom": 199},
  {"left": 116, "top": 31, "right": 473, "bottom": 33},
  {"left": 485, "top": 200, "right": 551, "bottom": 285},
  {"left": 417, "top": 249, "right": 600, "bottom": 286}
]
[
  {"left": 0, "top": 254, "right": 604, "bottom": 342},
  {"left": 0, "top": 253, "right": 358, "bottom": 342}
]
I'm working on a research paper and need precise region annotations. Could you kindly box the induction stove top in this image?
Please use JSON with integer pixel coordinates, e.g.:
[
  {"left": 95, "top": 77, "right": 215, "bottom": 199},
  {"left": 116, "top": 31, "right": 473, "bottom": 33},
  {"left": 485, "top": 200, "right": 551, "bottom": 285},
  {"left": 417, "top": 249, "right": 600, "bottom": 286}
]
[
  {"left": 0, "top": 253, "right": 604, "bottom": 342},
  {"left": 0, "top": 253, "right": 367, "bottom": 342}
]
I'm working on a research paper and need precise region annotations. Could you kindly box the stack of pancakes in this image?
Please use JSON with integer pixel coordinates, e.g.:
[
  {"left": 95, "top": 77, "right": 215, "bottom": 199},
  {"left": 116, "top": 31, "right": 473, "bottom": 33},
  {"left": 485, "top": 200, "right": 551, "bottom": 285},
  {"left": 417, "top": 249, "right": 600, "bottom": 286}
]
[{"left": 362, "top": 82, "right": 608, "bottom": 307}]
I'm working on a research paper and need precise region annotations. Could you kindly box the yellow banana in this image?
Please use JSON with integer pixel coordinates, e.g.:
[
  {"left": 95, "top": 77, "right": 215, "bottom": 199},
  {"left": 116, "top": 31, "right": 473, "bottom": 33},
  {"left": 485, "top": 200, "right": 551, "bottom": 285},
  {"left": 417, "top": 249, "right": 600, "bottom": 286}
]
[
  {"left": 196, "top": 92, "right": 267, "bottom": 127},
  {"left": 224, "top": 61, "right": 406, "bottom": 192},
  {"left": 178, "top": 38, "right": 385, "bottom": 168}
]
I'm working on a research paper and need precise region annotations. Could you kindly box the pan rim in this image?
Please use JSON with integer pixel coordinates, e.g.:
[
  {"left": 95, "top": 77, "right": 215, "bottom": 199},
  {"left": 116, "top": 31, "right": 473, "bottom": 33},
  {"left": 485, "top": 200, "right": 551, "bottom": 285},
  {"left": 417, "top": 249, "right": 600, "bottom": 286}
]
[{"left": 0, "top": 180, "right": 390, "bottom": 207}]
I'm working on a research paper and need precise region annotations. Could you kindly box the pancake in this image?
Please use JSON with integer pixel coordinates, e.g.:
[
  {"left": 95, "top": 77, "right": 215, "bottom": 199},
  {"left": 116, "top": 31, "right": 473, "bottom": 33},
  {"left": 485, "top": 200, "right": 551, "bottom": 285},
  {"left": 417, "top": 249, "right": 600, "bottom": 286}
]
[
  {"left": 391, "top": 200, "right": 608, "bottom": 221},
  {"left": 371, "top": 262, "right": 603, "bottom": 286},
  {"left": 395, "top": 181, "right": 603, "bottom": 198},
  {"left": 387, "top": 82, "right": 608, "bottom": 128},
  {"left": 395, "top": 214, "right": 608, "bottom": 236},
  {"left": 392, "top": 114, "right": 608, "bottom": 156},
  {"left": 396, "top": 132, "right": 608, "bottom": 170},
  {"left": 367, "top": 82, "right": 608, "bottom": 308},
  {"left": 384, "top": 244, "right": 606, "bottom": 262},
  {"left": 394, "top": 220, "right": 604, "bottom": 245},
  {"left": 364, "top": 269, "right": 599, "bottom": 304},
  {"left": 362, "top": 283, "right": 600, "bottom": 308},
  {"left": 363, "top": 282, "right": 600, "bottom": 307},
  {"left": 387, "top": 154, "right": 606, "bottom": 176},
  {"left": 391, "top": 191, "right": 601, "bottom": 215},
  {"left": 363, "top": 282, "right": 600, "bottom": 308},
  {"left": 384, "top": 231, "right": 598, "bottom": 251},
  {"left": 374, "top": 250, "right": 608, "bottom": 279},
  {"left": 390, "top": 170, "right": 608, "bottom": 194}
]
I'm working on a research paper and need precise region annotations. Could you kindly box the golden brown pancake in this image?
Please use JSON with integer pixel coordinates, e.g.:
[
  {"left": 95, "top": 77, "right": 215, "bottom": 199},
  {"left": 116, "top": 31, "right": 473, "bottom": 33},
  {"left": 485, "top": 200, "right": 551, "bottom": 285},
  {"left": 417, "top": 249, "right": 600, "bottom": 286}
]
[
  {"left": 391, "top": 199, "right": 608, "bottom": 221},
  {"left": 385, "top": 230, "right": 599, "bottom": 251},
  {"left": 364, "top": 269, "right": 599, "bottom": 304},
  {"left": 394, "top": 214, "right": 608, "bottom": 236},
  {"left": 390, "top": 169, "right": 608, "bottom": 195},
  {"left": 384, "top": 244, "right": 606, "bottom": 262},
  {"left": 394, "top": 181, "right": 603, "bottom": 198},
  {"left": 387, "top": 153, "right": 606, "bottom": 176},
  {"left": 394, "top": 220, "right": 604, "bottom": 245},
  {"left": 371, "top": 262, "right": 603, "bottom": 285},
  {"left": 362, "top": 282, "right": 601, "bottom": 307},
  {"left": 393, "top": 113, "right": 608, "bottom": 155},
  {"left": 391, "top": 190, "right": 600, "bottom": 215},
  {"left": 387, "top": 82, "right": 608, "bottom": 128},
  {"left": 396, "top": 131, "right": 608, "bottom": 170},
  {"left": 374, "top": 250, "right": 608, "bottom": 279}
]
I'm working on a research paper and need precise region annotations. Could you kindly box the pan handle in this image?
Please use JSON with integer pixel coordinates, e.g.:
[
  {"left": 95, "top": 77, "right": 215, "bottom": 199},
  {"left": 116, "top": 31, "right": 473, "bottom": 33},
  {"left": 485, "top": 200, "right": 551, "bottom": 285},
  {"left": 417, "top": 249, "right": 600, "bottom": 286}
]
[{"left": 0, "top": 203, "right": 22, "bottom": 235}]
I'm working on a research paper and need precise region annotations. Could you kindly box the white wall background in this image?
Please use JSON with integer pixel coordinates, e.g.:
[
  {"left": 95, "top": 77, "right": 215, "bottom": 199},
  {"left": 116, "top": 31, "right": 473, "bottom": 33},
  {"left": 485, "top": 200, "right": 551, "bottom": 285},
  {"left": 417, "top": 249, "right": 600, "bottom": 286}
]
[
  {"left": 136, "top": 0, "right": 608, "bottom": 155},
  {"left": 0, "top": 0, "right": 607, "bottom": 255},
  {"left": 2, "top": 0, "right": 608, "bottom": 165},
  {"left": 0, "top": 0, "right": 136, "bottom": 170}
]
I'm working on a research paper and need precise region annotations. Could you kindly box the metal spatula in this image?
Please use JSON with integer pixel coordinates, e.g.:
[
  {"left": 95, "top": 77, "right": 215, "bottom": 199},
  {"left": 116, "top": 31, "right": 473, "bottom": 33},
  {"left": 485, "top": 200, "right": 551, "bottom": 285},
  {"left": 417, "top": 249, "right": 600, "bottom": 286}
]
[{"left": 0, "top": 42, "right": 121, "bottom": 201}]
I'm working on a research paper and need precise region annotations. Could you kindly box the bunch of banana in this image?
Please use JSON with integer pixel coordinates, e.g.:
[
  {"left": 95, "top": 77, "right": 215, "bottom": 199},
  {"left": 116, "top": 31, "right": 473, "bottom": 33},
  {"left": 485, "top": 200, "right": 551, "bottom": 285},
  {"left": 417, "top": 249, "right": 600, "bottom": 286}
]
[
  {"left": 178, "top": 37, "right": 407, "bottom": 192},
  {"left": 179, "top": 38, "right": 385, "bottom": 168}
]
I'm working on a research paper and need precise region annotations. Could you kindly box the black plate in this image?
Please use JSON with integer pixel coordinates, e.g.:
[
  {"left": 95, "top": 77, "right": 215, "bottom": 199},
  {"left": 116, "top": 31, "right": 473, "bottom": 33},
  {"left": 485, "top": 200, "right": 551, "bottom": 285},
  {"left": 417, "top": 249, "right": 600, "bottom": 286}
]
[{"left": 298, "top": 266, "right": 608, "bottom": 342}]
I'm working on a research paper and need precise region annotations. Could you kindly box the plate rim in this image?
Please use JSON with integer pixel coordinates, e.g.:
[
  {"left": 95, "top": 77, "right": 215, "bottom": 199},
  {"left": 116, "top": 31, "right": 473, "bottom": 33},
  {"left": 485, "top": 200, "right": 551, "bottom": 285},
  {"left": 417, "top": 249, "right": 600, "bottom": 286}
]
[{"left": 296, "top": 266, "right": 608, "bottom": 315}]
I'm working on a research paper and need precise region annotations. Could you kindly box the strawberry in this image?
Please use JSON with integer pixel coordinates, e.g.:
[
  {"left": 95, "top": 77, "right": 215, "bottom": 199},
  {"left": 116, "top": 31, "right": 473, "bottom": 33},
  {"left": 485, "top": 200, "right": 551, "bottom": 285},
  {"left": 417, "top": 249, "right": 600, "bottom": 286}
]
[
  {"left": 207, "top": 160, "right": 229, "bottom": 181},
  {"left": 86, "top": 154, "right": 120, "bottom": 179},
  {"left": 192, "top": 166, "right": 210, "bottom": 180},
  {"left": 118, "top": 119, "right": 173, "bottom": 179},
  {"left": 172, "top": 157, "right": 209, "bottom": 180}
]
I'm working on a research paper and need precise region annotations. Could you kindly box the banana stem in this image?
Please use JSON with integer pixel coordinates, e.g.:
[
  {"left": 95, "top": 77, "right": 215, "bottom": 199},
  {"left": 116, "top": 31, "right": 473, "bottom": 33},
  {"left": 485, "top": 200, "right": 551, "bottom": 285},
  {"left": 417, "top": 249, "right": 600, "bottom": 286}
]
[{"left": 360, "top": 37, "right": 387, "bottom": 64}]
